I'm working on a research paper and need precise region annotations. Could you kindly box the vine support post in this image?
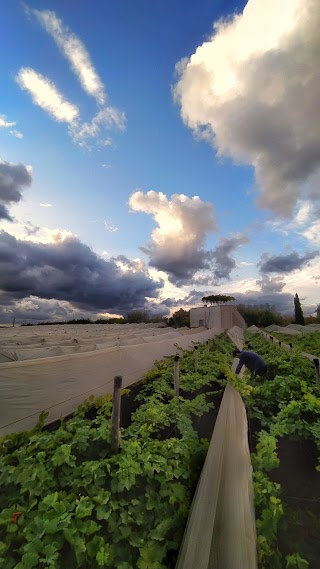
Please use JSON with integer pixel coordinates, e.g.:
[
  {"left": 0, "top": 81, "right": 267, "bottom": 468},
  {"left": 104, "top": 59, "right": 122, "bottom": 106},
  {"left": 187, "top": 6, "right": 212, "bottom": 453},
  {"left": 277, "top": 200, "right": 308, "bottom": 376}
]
[
  {"left": 174, "top": 355, "right": 180, "bottom": 397},
  {"left": 270, "top": 336, "right": 274, "bottom": 343},
  {"left": 289, "top": 343, "right": 293, "bottom": 354},
  {"left": 206, "top": 340, "right": 209, "bottom": 353},
  {"left": 212, "top": 338, "right": 215, "bottom": 350},
  {"left": 194, "top": 345, "right": 198, "bottom": 373},
  {"left": 111, "top": 375, "right": 122, "bottom": 452},
  {"left": 313, "top": 359, "right": 320, "bottom": 392},
  {"left": 279, "top": 341, "right": 282, "bottom": 347}
]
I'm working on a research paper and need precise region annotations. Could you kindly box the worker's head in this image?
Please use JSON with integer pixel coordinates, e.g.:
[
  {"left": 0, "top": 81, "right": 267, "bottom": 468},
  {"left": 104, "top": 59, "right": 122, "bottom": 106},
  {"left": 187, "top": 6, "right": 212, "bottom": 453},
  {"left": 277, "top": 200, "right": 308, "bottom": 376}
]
[{"left": 233, "top": 349, "right": 241, "bottom": 358}]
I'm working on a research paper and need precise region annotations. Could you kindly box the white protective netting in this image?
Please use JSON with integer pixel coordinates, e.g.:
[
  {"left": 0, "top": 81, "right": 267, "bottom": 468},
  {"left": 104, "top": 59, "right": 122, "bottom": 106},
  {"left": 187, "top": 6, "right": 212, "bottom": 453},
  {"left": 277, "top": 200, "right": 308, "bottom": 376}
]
[
  {"left": 175, "top": 383, "right": 257, "bottom": 569},
  {"left": 0, "top": 325, "right": 223, "bottom": 436}
]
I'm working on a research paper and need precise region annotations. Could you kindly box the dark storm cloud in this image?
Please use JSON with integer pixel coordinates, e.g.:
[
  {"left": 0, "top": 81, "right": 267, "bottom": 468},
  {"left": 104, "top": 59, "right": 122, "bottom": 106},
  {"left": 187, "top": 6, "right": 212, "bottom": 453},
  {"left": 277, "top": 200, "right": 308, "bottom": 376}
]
[
  {"left": 0, "top": 161, "right": 32, "bottom": 220},
  {"left": 210, "top": 235, "right": 249, "bottom": 280},
  {"left": 143, "top": 247, "right": 211, "bottom": 286},
  {"left": 259, "top": 251, "right": 319, "bottom": 274},
  {"left": 149, "top": 233, "right": 249, "bottom": 286},
  {"left": 0, "top": 204, "right": 12, "bottom": 222},
  {"left": 234, "top": 291, "right": 294, "bottom": 314},
  {"left": 0, "top": 232, "right": 162, "bottom": 312}
]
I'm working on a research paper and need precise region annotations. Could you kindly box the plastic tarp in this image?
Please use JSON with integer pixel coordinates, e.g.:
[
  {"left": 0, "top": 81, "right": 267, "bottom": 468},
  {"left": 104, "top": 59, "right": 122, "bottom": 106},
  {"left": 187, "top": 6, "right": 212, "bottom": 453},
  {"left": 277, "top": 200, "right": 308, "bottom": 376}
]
[
  {"left": 0, "top": 327, "right": 222, "bottom": 436},
  {"left": 175, "top": 383, "right": 257, "bottom": 569},
  {"left": 226, "top": 325, "right": 244, "bottom": 349}
]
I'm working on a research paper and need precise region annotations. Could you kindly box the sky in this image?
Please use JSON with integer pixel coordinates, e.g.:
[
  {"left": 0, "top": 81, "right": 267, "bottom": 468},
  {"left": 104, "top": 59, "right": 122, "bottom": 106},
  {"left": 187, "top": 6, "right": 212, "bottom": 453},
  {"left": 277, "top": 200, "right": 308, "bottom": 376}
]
[{"left": 0, "top": 0, "right": 319, "bottom": 324}]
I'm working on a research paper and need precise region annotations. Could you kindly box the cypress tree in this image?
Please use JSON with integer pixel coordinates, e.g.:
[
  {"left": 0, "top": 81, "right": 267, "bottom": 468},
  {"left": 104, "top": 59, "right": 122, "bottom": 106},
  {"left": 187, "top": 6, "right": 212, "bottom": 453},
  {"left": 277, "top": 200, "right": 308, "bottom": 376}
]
[{"left": 294, "top": 293, "right": 305, "bottom": 325}]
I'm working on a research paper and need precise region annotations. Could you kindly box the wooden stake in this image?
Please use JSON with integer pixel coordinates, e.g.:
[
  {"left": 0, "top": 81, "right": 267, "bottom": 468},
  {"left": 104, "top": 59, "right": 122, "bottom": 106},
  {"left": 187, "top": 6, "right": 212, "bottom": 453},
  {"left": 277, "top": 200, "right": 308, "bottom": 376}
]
[
  {"left": 313, "top": 359, "right": 320, "bottom": 392},
  {"left": 206, "top": 340, "right": 209, "bottom": 353},
  {"left": 194, "top": 345, "right": 198, "bottom": 373},
  {"left": 174, "top": 355, "right": 180, "bottom": 397},
  {"left": 111, "top": 375, "right": 122, "bottom": 452},
  {"left": 289, "top": 343, "right": 293, "bottom": 354}
]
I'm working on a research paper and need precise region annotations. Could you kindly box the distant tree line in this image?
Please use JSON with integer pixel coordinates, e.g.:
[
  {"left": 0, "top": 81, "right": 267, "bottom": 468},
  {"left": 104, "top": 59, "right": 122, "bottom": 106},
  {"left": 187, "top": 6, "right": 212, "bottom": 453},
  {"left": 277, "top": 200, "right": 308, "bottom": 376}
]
[
  {"left": 201, "top": 294, "right": 235, "bottom": 305},
  {"left": 15, "top": 293, "right": 320, "bottom": 328},
  {"left": 21, "top": 312, "right": 168, "bottom": 327}
]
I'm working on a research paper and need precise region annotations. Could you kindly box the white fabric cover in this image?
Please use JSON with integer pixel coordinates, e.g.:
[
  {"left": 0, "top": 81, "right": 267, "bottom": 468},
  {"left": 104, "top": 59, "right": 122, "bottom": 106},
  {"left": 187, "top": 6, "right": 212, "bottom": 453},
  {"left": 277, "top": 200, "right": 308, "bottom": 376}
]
[
  {"left": 0, "top": 327, "right": 222, "bottom": 436},
  {"left": 175, "top": 383, "right": 257, "bottom": 569}
]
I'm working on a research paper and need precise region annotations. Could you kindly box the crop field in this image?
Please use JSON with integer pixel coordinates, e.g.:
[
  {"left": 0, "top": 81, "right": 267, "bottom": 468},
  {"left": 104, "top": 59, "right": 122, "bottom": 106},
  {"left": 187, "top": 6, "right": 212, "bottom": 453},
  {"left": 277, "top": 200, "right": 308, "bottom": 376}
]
[
  {"left": 244, "top": 332, "right": 320, "bottom": 569},
  {"left": 1, "top": 332, "right": 319, "bottom": 568},
  {"left": 264, "top": 331, "right": 320, "bottom": 359}
]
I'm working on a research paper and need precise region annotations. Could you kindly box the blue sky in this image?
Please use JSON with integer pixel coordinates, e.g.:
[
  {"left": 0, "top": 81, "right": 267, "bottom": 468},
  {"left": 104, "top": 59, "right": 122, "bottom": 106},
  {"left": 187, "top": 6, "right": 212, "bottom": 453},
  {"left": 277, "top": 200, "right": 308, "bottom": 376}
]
[{"left": 0, "top": 0, "right": 319, "bottom": 323}]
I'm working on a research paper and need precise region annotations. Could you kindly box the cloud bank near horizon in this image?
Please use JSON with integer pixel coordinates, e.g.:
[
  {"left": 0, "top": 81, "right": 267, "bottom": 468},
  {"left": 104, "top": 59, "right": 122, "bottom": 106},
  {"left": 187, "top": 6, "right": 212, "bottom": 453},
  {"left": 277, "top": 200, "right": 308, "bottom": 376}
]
[{"left": 0, "top": 231, "right": 162, "bottom": 318}]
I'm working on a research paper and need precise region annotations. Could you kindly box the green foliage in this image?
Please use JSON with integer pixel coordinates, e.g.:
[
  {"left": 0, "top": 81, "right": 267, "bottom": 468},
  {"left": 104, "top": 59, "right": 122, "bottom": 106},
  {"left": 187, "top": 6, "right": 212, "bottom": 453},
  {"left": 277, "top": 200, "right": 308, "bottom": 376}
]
[
  {"left": 286, "top": 553, "right": 309, "bottom": 568},
  {"left": 167, "top": 309, "right": 190, "bottom": 328},
  {"left": 0, "top": 335, "right": 235, "bottom": 568},
  {"left": 269, "top": 331, "right": 320, "bottom": 359},
  {"left": 201, "top": 294, "right": 235, "bottom": 305},
  {"left": 243, "top": 331, "right": 319, "bottom": 568},
  {"left": 237, "top": 304, "right": 284, "bottom": 327}
]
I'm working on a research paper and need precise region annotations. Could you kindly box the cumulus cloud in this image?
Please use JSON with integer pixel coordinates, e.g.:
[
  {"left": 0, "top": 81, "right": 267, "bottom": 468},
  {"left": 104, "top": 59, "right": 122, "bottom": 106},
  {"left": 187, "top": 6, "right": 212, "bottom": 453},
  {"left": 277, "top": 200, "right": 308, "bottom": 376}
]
[
  {"left": 209, "top": 234, "right": 249, "bottom": 279},
  {"left": 32, "top": 8, "right": 106, "bottom": 105},
  {"left": 16, "top": 68, "right": 79, "bottom": 123},
  {"left": 0, "top": 296, "right": 75, "bottom": 324},
  {"left": 173, "top": 0, "right": 320, "bottom": 216},
  {"left": 129, "top": 190, "right": 217, "bottom": 283},
  {"left": 0, "top": 161, "right": 32, "bottom": 221},
  {"left": 0, "top": 231, "right": 162, "bottom": 313},
  {"left": 259, "top": 251, "right": 319, "bottom": 273}
]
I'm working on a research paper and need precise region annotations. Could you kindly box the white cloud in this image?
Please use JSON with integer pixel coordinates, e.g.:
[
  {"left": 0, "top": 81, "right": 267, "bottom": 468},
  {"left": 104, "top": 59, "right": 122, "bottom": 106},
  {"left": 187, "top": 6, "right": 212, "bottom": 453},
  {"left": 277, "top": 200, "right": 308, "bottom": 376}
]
[
  {"left": 302, "top": 220, "right": 320, "bottom": 246},
  {"left": 173, "top": 0, "right": 320, "bottom": 217},
  {"left": 0, "top": 116, "right": 23, "bottom": 138},
  {"left": 16, "top": 68, "right": 79, "bottom": 123},
  {"left": 40, "top": 203, "right": 52, "bottom": 208},
  {"left": 129, "top": 190, "right": 217, "bottom": 282},
  {"left": 10, "top": 130, "right": 23, "bottom": 139},
  {"left": 71, "top": 107, "right": 125, "bottom": 147},
  {"left": 282, "top": 256, "right": 320, "bottom": 304},
  {"left": 0, "top": 115, "right": 16, "bottom": 128},
  {"left": 0, "top": 221, "right": 74, "bottom": 244},
  {"left": 103, "top": 220, "right": 118, "bottom": 233},
  {"left": 32, "top": 8, "right": 106, "bottom": 105}
]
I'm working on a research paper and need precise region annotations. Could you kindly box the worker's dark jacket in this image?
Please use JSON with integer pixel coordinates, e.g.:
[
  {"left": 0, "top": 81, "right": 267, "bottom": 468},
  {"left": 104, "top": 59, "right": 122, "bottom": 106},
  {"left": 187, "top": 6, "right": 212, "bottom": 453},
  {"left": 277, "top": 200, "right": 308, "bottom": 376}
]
[{"left": 235, "top": 351, "right": 267, "bottom": 375}]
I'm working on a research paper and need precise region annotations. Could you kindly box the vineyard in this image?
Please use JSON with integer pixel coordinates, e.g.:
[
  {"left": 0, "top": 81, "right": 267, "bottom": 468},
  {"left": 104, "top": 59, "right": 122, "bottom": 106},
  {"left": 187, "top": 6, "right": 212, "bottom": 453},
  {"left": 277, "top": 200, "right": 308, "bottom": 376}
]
[
  {"left": 264, "top": 330, "right": 320, "bottom": 359},
  {"left": 245, "top": 332, "right": 320, "bottom": 569},
  {"left": 0, "top": 332, "right": 319, "bottom": 568}
]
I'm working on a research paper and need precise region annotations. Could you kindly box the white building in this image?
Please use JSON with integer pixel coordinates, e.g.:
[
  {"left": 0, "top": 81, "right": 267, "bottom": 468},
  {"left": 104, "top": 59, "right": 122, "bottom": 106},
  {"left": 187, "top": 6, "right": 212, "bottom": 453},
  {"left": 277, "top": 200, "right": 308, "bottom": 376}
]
[{"left": 190, "top": 305, "right": 246, "bottom": 330}]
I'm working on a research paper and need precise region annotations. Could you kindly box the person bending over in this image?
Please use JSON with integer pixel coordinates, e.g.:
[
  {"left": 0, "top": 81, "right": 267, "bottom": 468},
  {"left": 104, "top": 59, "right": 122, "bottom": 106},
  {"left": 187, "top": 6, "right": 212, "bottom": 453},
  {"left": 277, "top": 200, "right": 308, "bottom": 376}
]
[{"left": 233, "top": 349, "right": 267, "bottom": 379}]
